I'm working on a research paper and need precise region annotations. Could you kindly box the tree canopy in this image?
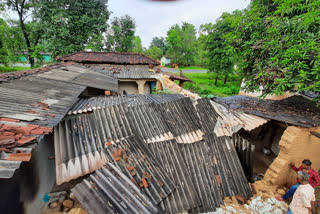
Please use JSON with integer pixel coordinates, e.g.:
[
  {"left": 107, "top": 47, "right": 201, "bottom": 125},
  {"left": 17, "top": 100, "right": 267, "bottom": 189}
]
[
  {"left": 150, "top": 36, "right": 167, "bottom": 54},
  {"left": 238, "top": 0, "right": 320, "bottom": 96},
  {"left": 34, "top": 0, "right": 110, "bottom": 57},
  {"left": 106, "top": 15, "right": 136, "bottom": 52},
  {"left": 166, "top": 22, "right": 197, "bottom": 66},
  {"left": 144, "top": 46, "right": 162, "bottom": 60}
]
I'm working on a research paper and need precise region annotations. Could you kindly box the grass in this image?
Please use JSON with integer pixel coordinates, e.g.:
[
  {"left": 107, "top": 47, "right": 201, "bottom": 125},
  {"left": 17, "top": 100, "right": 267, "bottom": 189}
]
[
  {"left": 176, "top": 72, "right": 243, "bottom": 97},
  {"left": 0, "top": 66, "right": 30, "bottom": 73}
]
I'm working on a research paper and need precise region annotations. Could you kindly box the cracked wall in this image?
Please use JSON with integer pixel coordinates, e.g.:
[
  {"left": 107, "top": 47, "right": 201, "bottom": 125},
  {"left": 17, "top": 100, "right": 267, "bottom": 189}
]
[{"left": 263, "top": 126, "right": 320, "bottom": 187}]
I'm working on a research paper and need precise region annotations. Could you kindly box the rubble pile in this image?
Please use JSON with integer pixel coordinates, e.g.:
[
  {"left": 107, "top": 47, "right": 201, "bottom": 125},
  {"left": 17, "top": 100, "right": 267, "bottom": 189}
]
[
  {"left": 213, "top": 196, "right": 288, "bottom": 214},
  {"left": 44, "top": 191, "right": 87, "bottom": 214}
]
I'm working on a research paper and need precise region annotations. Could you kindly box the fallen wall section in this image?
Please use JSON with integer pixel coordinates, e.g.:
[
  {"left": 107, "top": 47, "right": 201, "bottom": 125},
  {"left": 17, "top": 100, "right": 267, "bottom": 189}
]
[{"left": 263, "top": 126, "right": 320, "bottom": 187}]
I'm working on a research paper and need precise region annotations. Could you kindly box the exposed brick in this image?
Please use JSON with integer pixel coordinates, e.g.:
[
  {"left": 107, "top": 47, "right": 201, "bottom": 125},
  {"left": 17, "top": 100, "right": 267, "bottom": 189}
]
[
  {"left": 5, "top": 153, "right": 32, "bottom": 161},
  {"left": 17, "top": 137, "right": 36, "bottom": 145},
  {"left": 141, "top": 177, "right": 148, "bottom": 188},
  {"left": 31, "top": 129, "right": 44, "bottom": 135}
]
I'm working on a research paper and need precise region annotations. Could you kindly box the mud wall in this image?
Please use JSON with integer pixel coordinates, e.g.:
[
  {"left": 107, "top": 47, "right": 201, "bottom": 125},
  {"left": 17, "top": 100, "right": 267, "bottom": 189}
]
[{"left": 263, "top": 126, "right": 320, "bottom": 187}]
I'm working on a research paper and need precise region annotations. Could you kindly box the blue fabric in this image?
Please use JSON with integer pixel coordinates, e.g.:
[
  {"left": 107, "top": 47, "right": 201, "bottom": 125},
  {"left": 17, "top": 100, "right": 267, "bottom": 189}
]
[
  {"left": 287, "top": 209, "right": 293, "bottom": 214},
  {"left": 283, "top": 183, "right": 300, "bottom": 200}
]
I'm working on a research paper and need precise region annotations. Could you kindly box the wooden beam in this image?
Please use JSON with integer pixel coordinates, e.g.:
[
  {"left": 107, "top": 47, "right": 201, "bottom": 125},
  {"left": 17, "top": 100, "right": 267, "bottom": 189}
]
[{"left": 310, "top": 131, "right": 320, "bottom": 139}]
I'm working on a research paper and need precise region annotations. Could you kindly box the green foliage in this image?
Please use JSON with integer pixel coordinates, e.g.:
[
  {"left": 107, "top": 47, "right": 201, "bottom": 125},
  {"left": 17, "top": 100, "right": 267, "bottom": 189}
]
[
  {"left": 179, "top": 66, "right": 207, "bottom": 70},
  {"left": 34, "top": 0, "right": 110, "bottom": 57},
  {"left": 238, "top": 0, "right": 320, "bottom": 95},
  {"left": 144, "top": 46, "right": 162, "bottom": 60},
  {"left": 132, "top": 36, "right": 143, "bottom": 53},
  {"left": 0, "top": 66, "right": 30, "bottom": 73},
  {"left": 174, "top": 72, "right": 243, "bottom": 97},
  {"left": 150, "top": 36, "right": 167, "bottom": 54},
  {"left": 201, "top": 11, "right": 243, "bottom": 85},
  {"left": 166, "top": 22, "right": 198, "bottom": 66},
  {"left": 106, "top": 15, "right": 136, "bottom": 52}
]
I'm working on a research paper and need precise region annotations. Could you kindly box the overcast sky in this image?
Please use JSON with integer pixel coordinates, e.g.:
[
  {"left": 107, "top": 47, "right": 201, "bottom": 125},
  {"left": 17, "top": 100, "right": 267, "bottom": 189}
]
[{"left": 109, "top": 0, "right": 250, "bottom": 47}]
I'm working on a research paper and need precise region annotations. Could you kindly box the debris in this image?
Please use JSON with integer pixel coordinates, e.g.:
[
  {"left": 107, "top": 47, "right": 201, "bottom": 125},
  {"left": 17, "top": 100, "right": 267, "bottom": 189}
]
[{"left": 63, "top": 200, "right": 74, "bottom": 209}]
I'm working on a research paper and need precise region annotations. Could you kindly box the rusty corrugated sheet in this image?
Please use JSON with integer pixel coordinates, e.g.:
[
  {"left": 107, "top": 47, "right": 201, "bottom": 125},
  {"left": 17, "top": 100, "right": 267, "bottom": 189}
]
[{"left": 72, "top": 163, "right": 163, "bottom": 214}]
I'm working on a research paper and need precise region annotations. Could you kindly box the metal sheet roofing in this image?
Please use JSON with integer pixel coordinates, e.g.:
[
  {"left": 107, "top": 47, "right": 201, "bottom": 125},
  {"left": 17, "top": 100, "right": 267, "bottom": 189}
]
[
  {"left": 55, "top": 115, "right": 176, "bottom": 204},
  {"left": 58, "top": 95, "right": 252, "bottom": 213},
  {"left": 88, "top": 64, "right": 158, "bottom": 80},
  {"left": 0, "top": 64, "right": 118, "bottom": 178},
  {"left": 150, "top": 140, "right": 201, "bottom": 214},
  {"left": 213, "top": 95, "right": 320, "bottom": 128},
  {"left": 72, "top": 163, "right": 163, "bottom": 214},
  {"left": 58, "top": 51, "right": 160, "bottom": 65}
]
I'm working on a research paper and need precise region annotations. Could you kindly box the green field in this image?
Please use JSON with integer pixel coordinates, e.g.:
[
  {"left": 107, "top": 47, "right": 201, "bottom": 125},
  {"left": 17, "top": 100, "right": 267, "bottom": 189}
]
[
  {"left": 0, "top": 66, "right": 30, "bottom": 73},
  {"left": 179, "top": 72, "right": 243, "bottom": 97}
]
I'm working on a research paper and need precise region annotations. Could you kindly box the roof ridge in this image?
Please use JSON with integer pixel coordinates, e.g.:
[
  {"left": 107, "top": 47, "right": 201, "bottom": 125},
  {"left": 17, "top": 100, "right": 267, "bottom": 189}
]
[
  {"left": 0, "top": 62, "right": 70, "bottom": 83},
  {"left": 57, "top": 51, "right": 160, "bottom": 65}
]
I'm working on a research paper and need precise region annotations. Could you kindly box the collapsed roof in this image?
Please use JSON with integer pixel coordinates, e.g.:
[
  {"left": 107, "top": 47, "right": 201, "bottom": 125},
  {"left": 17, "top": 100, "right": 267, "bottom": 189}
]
[
  {"left": 58, "top": 51, "right": 160, "bottom": 65},
  {"left": 213, "top": 95, "right": 320, "bottom": 128},
  {"left": 0, "top": 64, "right": 118, "bottom": 178},
  {"left": 53, "top": 94, "right": 252, "bottom": 213}
]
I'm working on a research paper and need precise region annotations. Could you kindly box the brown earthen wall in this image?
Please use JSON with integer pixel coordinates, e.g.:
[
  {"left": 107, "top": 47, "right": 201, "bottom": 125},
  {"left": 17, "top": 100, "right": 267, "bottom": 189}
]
[{"left": 263, "top": 126, "right": 320, "bottom": 187}]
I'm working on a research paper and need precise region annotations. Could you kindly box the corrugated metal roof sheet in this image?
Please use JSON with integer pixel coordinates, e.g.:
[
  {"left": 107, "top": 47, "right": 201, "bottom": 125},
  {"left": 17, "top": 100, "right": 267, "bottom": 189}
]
[
  {"left": 58, "top": 51, "right": 160, "bottom": 65},
  {"left": 150, "top": 140, "right": 201, "bottom": 214},
  {"left": 55, "top": 115, "right": 176, "bottom": 203},
  {"left": 0, "top": 64, "right": 118, "bottom": 178},
  {"left": 72, "top": 163, "right": 163, "bottom": 214},
  {"left": 88, "top": 64, "right": 157, "bottom": 80},
  {"left": 58, "top": 95, "right": 252, "bottom": 213},
  {"left": 213, "top": 95, "right": 320, "bottom": 128},
  {"left": 68, "top": 94, "right": 184, "bottom": 115}
]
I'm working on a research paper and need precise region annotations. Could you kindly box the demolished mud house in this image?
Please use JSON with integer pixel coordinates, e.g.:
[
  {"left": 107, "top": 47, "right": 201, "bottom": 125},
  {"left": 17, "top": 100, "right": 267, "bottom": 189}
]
[
  {"left": 0, "top": 55, "right": 254, "bottom": 213},
  {"left": 0, "top": 52, "right": 319, "bottom": 214},
  {"left": 213, "top": 95, "right": 320, "bottom": 188}
]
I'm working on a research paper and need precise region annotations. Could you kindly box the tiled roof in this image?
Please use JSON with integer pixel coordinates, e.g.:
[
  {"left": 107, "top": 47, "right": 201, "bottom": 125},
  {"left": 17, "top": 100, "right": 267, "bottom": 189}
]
[
  {"left": 55, "top": 95, "right": 252, "bottom": 213},
  {"left": 58, "top": 52, "right": 160, "bottom": 65},
  {"left": 0, "top": 64, "right": 118, "bottom": 178},
  {"left": 213, "top": 95, "right": 320, "bottom": 127}
]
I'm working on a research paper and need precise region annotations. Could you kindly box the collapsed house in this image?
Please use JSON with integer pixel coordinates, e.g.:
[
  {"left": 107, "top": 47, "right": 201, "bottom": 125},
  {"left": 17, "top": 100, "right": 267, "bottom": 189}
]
[
  {"left": 213, "top": 95, "right": 320, "bottom": 187},
  {"left": 0, "top": 58, "right": 254, "bottom": 214}
]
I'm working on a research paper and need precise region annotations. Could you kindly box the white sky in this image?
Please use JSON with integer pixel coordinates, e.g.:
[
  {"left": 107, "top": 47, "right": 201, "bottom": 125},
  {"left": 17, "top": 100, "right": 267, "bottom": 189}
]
[
  {"left": 1, "top": 0, "right": 251, "bottom": 48},
  {"left": 108, "top": 0, "right": 250, "bottom": 47}
]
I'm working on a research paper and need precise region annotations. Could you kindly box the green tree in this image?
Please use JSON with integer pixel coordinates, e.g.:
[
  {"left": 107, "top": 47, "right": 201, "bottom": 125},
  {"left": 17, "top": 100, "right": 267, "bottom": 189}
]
[
  {"left": 166, "top": 22, "right": 198, "bottom": 66},
  {"left": 0, "top": 19, "right": 9, "bottom": 65},
  {"left": 4, "top": 0, "right": 43, "bottom": 67},
  {"left": 132, "top": 36, "right": 143, "bottom": 53},
  {"left": 238, "top": 0, "right": 320, "bottom": 96},
  {"left": 144, "top": 46, "right": 162, "bottom": 60},
  {"left": 106, "top": 15, "right": 136, "bottom": 52},
  {"left": 204, "top": 11, "right": 242, "bottom": 85},
  {"left": 150, "top": 36, "right": 167, "bottom": 54},
  {"left": 34, "top": 0, "right": 110, "bottom": 57}
]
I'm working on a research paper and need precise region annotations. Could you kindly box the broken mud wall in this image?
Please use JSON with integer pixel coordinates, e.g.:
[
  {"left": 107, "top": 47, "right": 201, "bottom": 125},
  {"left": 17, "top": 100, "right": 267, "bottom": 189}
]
[
  {"left": 155, "top": 74, "right": 200, "bottom": 99},
  {"left": 263, "top": 126, "right": 320, "bottom": 187}
]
